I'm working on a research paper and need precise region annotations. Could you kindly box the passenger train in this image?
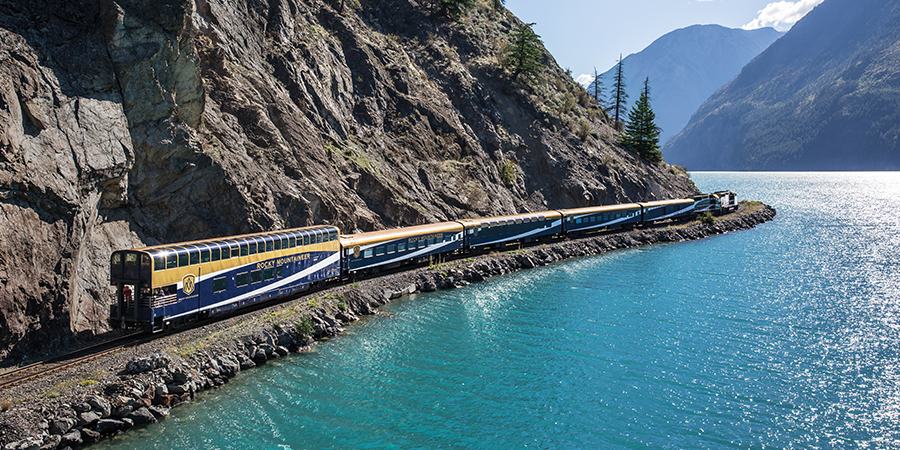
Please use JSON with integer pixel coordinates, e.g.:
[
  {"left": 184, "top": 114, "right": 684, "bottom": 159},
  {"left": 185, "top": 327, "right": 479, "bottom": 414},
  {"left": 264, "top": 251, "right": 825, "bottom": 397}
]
[{"left": 109, "top": 191, "right": 737, "bottom": 332}]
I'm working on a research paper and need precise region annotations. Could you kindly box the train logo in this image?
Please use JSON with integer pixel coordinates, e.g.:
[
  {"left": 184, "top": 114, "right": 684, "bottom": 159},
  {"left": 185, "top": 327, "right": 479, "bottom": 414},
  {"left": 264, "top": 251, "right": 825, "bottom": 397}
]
[
  {"left": 182, "top": 274, "right": 196, "bottom": 295},
  {"left": 353, "top": 246, "right": 361, "bottom": 258}
]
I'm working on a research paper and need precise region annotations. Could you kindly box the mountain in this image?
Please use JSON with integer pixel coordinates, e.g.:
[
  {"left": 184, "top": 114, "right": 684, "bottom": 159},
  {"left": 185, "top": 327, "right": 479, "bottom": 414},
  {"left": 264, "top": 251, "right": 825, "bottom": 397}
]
[
  {"left": 0, "top": 0, "right": 696, "bottom": 361},
  {"left": 588, "top": 24, "right": 782, "bottom": 144},
  {"left": 664, "top": 0, "right": 900, "bottom": 170}
]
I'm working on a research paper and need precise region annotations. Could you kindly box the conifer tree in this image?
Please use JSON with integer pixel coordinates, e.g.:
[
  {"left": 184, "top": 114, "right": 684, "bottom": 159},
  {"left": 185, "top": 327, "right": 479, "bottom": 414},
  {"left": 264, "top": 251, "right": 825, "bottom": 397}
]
[
  {"left": 609, "top": 54, "right": 628, "bottom": 130},
  {"left": 501, "top": 23, "right": 543, "bottom": 83},
  {"left": 590, "top": 66, "right": 605, "bottom": 108},
  {"left": 620, "top": 77, "right": 663, "bottom": 163}
]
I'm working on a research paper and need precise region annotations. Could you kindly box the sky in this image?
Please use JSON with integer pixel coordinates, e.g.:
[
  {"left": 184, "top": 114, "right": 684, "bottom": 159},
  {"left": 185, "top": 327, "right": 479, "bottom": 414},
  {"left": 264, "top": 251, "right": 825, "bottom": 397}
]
[{"left": 504, "top": 0, "right": 825, "bottom": 80}]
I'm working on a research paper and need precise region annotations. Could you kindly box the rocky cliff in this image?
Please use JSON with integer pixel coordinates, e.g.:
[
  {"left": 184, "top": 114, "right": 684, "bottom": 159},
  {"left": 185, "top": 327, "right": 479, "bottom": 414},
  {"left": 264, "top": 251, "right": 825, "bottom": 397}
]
[{"left": 0, "top": 0, "right": 697, "bottom": 362}]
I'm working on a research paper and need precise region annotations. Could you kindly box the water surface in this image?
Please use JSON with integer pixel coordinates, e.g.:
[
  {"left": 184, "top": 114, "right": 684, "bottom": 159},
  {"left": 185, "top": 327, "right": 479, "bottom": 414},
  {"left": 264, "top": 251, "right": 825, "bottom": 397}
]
[{"left": 97, "top": 173, "right": 900, "bottom": 449}]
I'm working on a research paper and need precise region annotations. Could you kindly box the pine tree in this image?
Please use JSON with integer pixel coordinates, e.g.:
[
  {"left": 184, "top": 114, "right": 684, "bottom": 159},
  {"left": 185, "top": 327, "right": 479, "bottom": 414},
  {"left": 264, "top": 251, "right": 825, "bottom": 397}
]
[
  {"left": 609, "top": 54, "right": 628, "bottom": 131},
  {"left": 501, "top": 23, "right": 544, "bottom": 83},
  {"left": 620, "top": 77, "right": 663, "bottom": 163},
  {"left": 589, "top": 66, "right": 605, "bottom": 108}
]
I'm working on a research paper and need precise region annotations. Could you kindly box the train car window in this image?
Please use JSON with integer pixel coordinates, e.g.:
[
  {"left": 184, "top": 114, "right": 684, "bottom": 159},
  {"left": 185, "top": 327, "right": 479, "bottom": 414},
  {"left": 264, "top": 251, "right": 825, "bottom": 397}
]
[
  {"left": 235, "top": 272, "right": 248, "bottom": 287},
  {"left": 200, "top": 250, "right": 210, "bottom": 263},
  {"left": 276, "top": 266, "right": 283, "bottom": 278},
  {"left": 375, "top": 246, "right": 385, "bottom": 256},
  {"left": 211, "top": 248, "right": 221, "bottom": 262},
  {"left": 418, "top": 240, "right": 426, "bottom": 249},
  {"left": 289, "top": 237, "right": 296, "bottom": 248},
  {"left": 250, "top": 270, "right": 262, "bottom": 284},
  {"left": 213, "top": 277, "right": 227, "bottom": 293},
  {"left": 231, "top": 245, "right": 240, "bottom": 258},
  {"left": 240, "top": 245, "right": 249, "bottom": 257},
  {"left": 387, "top": 244, "right": 396, "bottom": 254},
  {"left": 274, "top": 238, "right": 282, "bottom": 251},
  {"left": 112, "top": 253, "right": 121, "bottom": 266},
  {"left": 125, "top": 253, "right": 137, "bottom": 266},
  {"left": 330, "top": 231, "right": 337, "bottom": 241},
  {"left": 154, "top": 255, "right": 165, "bottom": 271},
  {"left": 264, "top": 267, "right": 275, "bottom": 281},
  {"left": 398, "top": 242, "right": 406, "bottom": 252},
  {"left": 303, "top": 234, "right": 310, "bottom": 246},
  {"left": 179, "top": 253, "right": 189, "bottom": 267},
  {"left": 142, "top": 255, "right": 151, "bottom": 267},
  {"left": 445, "top": 235, "right": 452, "bottom": 242},
  {"left": 248, "top": 242, "right": 257, "bottom": 255},
  {"left": 427, "top": 238, "right": 435, "bottom": 246},
  {"left": 316, "top": 233, "right": 323, "bottom": 244},
  {"left": 166, "top": 254, "right": 177, "bottom": 269},
  {"left": 364, "top": 248, "right": 373, "bottom": 258},
  {"left": 189, "top": 252, "right": 200, "bottom": 265}
]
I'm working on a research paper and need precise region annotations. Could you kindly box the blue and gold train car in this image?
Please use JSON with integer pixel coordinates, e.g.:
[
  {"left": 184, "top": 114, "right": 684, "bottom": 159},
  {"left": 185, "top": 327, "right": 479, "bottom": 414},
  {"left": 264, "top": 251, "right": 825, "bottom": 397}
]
[
  {"left": 458, "top": 211, "right": 562, "bottom": 250},
  {"left": 340, "top": 222, "right": 464, "bottom": 275},
  {"left": 639, "top": 199, "right": 696, "bottom": 222},
  {"left": 109, "top": 225, "right": 340, "bottom": 332},
  {"left": 559, "top": 203, "right": 643, "bottom": 234}
]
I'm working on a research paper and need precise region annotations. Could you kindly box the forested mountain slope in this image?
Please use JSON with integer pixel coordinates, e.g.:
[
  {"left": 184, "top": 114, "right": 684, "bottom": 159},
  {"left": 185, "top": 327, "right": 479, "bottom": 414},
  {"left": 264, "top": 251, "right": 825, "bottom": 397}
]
[{"left": 664, "top": 0, "right": 900, "bottom": 170}]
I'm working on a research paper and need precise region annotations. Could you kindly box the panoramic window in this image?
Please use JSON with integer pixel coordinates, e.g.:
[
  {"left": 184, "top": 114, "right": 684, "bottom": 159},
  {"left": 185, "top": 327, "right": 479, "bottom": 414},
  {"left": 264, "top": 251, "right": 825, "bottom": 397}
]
[
  {"left": 178, "top": 253, "right": 189, "bottom": 267},
  {"left": 213, "top": 277, "right": 227, "bottom": 293},
  {"left": 289, "top": 237, "right": 296, "bottom": 248},
  {"left": 190, "top": 252, "right": 200, "bottom": 265},
  {"left": 154, "top": 255, "right": 165, "bottom": 271},
  {"left": 240, "top": 245, "right": 248, "bottom": 257},
  {"left": 316, "top": 233, "right": 323, "bottom": 244},
  {"left": 166, "top": 254, "right": 177, "bottom": 269},
  {"left": 303, "top": 234, "right": 310, "bottom": 246},
  {"left": 200, "top": 250, "right": 210, "bottom": 263},
  {"left": 248, "top": 242, "right": 257, "bottom": 255},
  {"left": 266, "top": 239, "right": 274, "bottom": 253},
  {"left": 236, "top": 272, "right": 248, "bottom": 287},
  {"left": 274, "top": 238, "right": 282, "bottom": 251},
  {"left": 211, "top": 248, "right": 221, "bottom": 262}
]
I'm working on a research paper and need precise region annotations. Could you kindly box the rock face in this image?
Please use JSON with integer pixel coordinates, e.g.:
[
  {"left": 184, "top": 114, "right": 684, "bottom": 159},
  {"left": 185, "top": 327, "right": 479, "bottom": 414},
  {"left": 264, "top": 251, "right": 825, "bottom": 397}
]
[
  {"left": 663, "top": 0, "right": 900, "bottom": 170},
  {"left": 0, "top": 0, "right": 697, "bottom": 361}
]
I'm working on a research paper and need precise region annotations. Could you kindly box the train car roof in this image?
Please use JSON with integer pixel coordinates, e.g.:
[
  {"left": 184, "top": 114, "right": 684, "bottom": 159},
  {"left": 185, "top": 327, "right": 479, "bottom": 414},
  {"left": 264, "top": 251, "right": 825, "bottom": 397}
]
[
  {"left": 639, "top": 198, "right": 695, "bottom": 207},
  {"left": 558, "top": 203, "right": 642, "bottom": 216},
  {"left": 456, "top": 210, "right": 562, "bottom": 227},
  {"left": 340, "top": 221, "right": 463, "bottom": 247},
  {"left": 120, "top": 225, "right": 339, "bottom": 255}
]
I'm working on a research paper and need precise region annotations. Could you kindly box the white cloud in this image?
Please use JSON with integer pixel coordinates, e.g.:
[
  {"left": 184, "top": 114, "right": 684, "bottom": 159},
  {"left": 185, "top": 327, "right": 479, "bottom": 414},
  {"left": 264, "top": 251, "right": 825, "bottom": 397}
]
[
  {"left": 742, "top": 0, "right": 825, "bottom": 31},
  {"left": 575, "top": 74, "right": 594, "bottom": 87}
]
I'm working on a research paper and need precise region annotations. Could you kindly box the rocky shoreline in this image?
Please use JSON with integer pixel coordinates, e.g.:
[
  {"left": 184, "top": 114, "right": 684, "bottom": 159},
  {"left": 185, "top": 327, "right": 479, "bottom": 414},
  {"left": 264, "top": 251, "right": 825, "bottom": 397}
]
[{"left": 0, "top": 202, "right": 775, "bottom": 449}]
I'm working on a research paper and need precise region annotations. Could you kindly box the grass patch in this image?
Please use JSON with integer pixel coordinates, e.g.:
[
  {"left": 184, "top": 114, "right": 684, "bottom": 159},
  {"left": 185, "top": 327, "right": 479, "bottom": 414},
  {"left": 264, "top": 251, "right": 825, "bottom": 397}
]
[
  {"left": 699, "top": 212, "right": 716, "bottom": 224},
  {"left": 0, "top": 399, "right": 13, "bottom": 411}
]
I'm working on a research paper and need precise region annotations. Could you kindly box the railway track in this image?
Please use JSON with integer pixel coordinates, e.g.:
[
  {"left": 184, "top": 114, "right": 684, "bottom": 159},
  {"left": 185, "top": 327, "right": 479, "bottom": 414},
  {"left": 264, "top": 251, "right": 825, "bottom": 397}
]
[{"left": 0, "top": 333, "right": 145, "bottom": 391}]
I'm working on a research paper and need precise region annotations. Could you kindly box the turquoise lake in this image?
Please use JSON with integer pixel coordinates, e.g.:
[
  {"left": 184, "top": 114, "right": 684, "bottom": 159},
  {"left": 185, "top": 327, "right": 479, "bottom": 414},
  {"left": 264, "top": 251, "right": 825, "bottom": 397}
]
[{"left": 96, "top": 172, "right": 900, "bottom": 449}]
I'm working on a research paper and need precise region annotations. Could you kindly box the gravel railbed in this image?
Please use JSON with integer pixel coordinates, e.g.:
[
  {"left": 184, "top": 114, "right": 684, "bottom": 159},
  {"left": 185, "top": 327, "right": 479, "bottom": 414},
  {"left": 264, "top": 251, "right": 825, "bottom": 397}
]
[{"left": 0, "top": 202, "right": 775, "bottom": 448}]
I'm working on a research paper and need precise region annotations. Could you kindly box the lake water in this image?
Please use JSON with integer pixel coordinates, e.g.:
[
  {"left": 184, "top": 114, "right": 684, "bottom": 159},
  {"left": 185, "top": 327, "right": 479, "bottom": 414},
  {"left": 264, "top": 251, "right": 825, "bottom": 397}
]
[{"left": 96, "top": 173, "right": 900, "bottom": 449}]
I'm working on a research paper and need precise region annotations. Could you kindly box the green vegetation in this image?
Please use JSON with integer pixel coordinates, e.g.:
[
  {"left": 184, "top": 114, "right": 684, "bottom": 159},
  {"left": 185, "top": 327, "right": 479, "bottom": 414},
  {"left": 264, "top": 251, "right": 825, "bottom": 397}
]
[
  {"left": 435, "top": 0, "right": 476, "bottom": 19},
  {"left": 498, "top": 159, "right": 517, "bottom": 186},
  {"left": 699, "top": 212, "right": 716, "bottom": 224},
  {"left": 501, "top": 23, "right": 543, "bottom": 83},
  {"left": 620, "top": 77, "right": 663, "bottom": 164},
  {"left": 295, "top": 317, "right": 315, "bottom": 339}
]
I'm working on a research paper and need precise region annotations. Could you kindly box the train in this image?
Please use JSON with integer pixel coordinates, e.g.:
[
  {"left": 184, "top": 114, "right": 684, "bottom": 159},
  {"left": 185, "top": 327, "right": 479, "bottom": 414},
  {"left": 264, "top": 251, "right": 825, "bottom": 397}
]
[{"left": 109, "top": 191, "right": 737, "bottom": 332}]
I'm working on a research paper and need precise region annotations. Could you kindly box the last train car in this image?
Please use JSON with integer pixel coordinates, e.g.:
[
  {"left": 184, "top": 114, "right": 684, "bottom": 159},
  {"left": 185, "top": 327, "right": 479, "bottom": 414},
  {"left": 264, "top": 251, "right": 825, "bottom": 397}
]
[
  {"left": 340, "top": 222, "right": 464, "bottom": 276},
  {"left": 109, "top": 225, "right": 340, "bottom": 332},
  {"left": 639, "top": 198, "right": 696, "bottom": 223},
  {"left": 458, "top": 211, "right": 563, "bottom": 250}
]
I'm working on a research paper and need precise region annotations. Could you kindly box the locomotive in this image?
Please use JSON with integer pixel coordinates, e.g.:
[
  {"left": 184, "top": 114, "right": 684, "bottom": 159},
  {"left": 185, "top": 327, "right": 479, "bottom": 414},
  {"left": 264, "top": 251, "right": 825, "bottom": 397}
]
[{"left": 109, "top": 191, "right": 737, "bottom": 332}]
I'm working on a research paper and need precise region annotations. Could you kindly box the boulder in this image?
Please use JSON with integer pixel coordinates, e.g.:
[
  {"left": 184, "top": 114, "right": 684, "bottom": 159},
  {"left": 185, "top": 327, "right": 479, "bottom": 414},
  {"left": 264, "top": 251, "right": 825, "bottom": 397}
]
[
  {"left": 127, "top": 407, "right": 157, "bottom": 425},
  {"left": 49, "top": 417, "right": 76, "bottom": 435},
  {"left": 96, "top": 418, "right": 126, "bottom": 434},
  {"left": 59, "top": 431, "right": 82, "bottom": 448}
]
